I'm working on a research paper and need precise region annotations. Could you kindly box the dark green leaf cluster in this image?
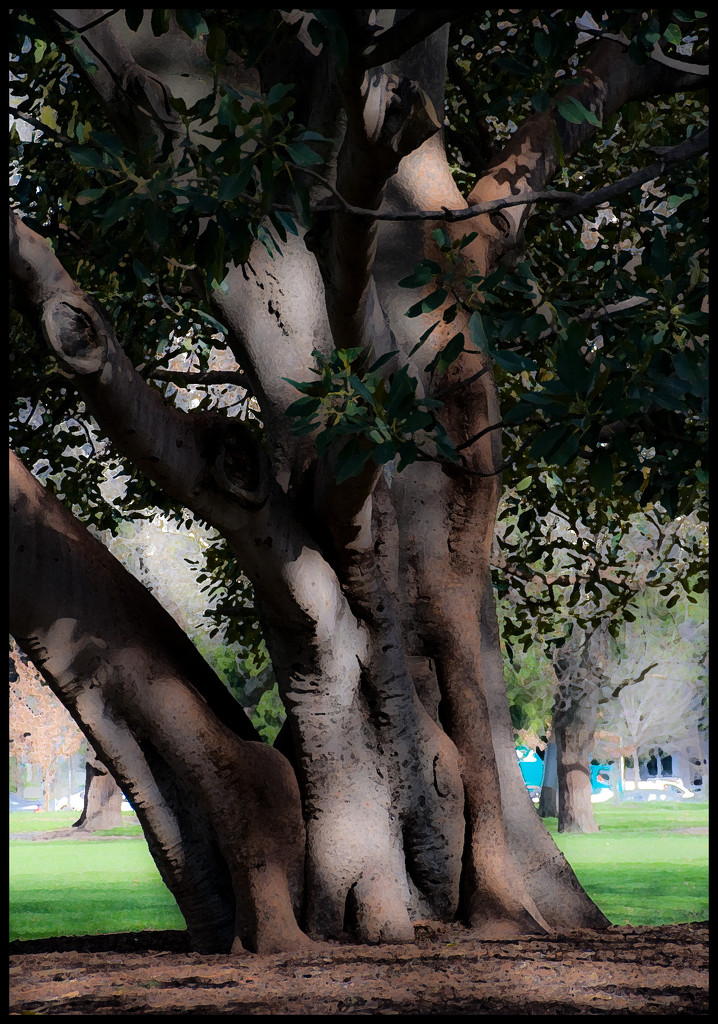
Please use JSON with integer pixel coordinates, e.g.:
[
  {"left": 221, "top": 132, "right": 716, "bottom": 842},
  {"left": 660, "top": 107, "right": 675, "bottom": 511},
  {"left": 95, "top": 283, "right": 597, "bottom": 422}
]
[{"left": 284, "top": 347, "right": 458, "bottom": 484}]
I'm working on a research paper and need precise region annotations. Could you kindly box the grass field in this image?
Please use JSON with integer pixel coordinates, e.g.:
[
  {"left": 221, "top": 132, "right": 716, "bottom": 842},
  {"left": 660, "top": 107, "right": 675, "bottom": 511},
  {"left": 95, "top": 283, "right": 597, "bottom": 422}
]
[
  {"left": 9, "top": 802, "right": 708, "bottom": 941},
  {"left": 546, "top": 801, "right": 709, "bottom": 928}
]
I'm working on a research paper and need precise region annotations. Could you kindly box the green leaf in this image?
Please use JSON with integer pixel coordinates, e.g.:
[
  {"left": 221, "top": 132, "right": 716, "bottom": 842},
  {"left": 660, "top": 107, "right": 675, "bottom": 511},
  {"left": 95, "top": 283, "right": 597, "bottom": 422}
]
[
  {"left": 531, "top": 90, "right": 552, "bottom": 112},
  {"left": 556, "top": 95, "right": 601, "bottom": 127},
  {"left": 368, "top": 351, "right": 398, "bottom": 373},
  {"left": 266, "top": 82, "right": 295, "bottom": 107},
  {"left": 218, "top": 164, "right": 254, "bottom": 201},
  {"left": 534, "top": 31, "right": 552, "bottom": 61},
  {"left": 405, "top": 288, "right": 448, "bottom": 318},
  {"left": 348, "top": 374, "right": 374, "bottom": 403},
  {"left": 335, "top": 439, "right": 372, "bottom": 484},
  {"left": 467, "top": 310, "right": 490, "bottom": 352},
  {"left": 530, "top": 423, "right": 572, "bottom": 460},
  {"left": 145, "top": 204, "right": 169, "bottom": 245},
  {"left": 515, "top": 476, "right": 532, "bottom": 491},
  {"left": 150, "top": 9, "right": 171, "bottom": 36},
  {"left": 588, "top": 450, "right": 613, "bottom": 495},
  {"left": 125, "top": 10, "right": 144, "bottom": 32},
  {"left": 132, "top": 259, "right": 153, "bottom": 285},
  {"left": 206, "top": 25, "right": 227, "bottom": 65},
  {"left": 398, "top": 261, "right": 441, "bottom": 289},
  {"left": 75, "top": 188, "right": 105, "bottom": 205},
  {"left": 428, "top": 332, "right": 465, "bottom": 375},
  {"left": 175, "top": 10, "right": 209, "bottom": 40},
  {"left": 663, "top": 22, "right": 683, "bottom": 46},
  {"left": 493, "top": 349, "right": 537, "bottom": 373},
  {"left": 286, "top": 395, "right": 321, "bottom": 418},
  {"left": 284, "top": 141, "right": 324, "bottom": 167}
]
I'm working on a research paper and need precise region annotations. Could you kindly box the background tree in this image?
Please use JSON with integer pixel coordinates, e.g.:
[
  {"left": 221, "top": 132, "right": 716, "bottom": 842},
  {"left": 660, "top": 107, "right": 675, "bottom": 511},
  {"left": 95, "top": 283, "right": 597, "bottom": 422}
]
[
  {"left": 499, "top": 508, "right": 708, "bottom": 831},
  {"left": 9, "top": 9, "right": 708, "bottom": 953},
  {"left": 594, "top": 594, "right": 708, "bottom": 785},
  {"left": 9, "top": 640, "right": 84, "bottom": 811}
]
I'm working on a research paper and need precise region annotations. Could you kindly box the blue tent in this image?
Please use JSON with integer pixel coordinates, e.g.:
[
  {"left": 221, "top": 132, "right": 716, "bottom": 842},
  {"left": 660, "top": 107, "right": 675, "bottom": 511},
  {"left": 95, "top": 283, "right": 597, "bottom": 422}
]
[
  {"left": 516, "top": 748, "right": 611, "bottom": 792},
  {"left": 516, "top": 747, "right": 544, "bottom": 787}
]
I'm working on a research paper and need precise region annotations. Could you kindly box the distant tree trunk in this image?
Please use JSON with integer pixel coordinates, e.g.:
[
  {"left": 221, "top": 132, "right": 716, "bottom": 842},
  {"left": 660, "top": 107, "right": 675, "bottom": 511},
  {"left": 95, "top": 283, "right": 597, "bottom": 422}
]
[
  {"left": 628, "top": 749, "right": 642, "bottom": 787},
  {"left": 538, "top": 740, "right": 558, "bottom": 818},
  {"left": 554, "top": 691, "right": 599, "bottom": 834},
  {"left": 72, "top": 750, "right": 123, "bottom": 831},
  {"left": 548, "top": 624, "right": 611, "bottom": 833}
]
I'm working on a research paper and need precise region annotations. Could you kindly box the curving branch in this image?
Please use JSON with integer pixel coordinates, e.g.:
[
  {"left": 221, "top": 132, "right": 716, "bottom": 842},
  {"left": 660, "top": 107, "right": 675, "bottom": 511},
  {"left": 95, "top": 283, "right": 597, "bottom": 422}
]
[
  {"left": 578, "top": 27, "right": 709, "bottom": 77},
  {"left": 49, "top": 8, "right": 183, "bottom": 155},
  {"left": 460, "top": 34, "right": 709, "bottom": 275},
  {"left": 9, "top": 210, "right": 268, "bottom": 523},
  {"left": 312, "top": 67, "right": 442, "bottom": 354}
]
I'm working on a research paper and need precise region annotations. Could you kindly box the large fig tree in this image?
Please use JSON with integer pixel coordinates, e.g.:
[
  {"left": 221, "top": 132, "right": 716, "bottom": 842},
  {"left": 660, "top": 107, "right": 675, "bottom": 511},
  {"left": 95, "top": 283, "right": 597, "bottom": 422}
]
[{"left": 9, "top": 10, "right": 708, "bottom": 952}]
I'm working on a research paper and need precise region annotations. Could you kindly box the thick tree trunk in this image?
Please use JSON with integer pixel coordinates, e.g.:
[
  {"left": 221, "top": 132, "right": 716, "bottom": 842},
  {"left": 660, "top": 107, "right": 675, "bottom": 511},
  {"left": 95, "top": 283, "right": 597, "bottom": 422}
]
[
  {"left": 10, "top": 450, "right": 308, "bottom": 954},
  {"left": 22, "top": 8, "right": 702, "bottom": 946},
  {"left": 72, "top": 750, "right": 123, "bottom": 831},
  {"left": 555, "top": 707, "right": 600, "bottom": 835}
]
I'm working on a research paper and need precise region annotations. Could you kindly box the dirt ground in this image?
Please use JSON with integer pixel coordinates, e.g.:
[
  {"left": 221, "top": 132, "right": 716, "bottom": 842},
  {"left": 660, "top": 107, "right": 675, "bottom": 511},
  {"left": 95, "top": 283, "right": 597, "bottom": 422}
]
[{"left": 9, "top": 920, "right": 708, "bottom": 1015}]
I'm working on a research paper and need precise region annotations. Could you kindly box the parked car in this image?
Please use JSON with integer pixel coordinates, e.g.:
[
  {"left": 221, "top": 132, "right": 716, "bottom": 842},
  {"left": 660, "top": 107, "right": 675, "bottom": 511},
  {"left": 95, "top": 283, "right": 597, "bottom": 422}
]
[
  {"left": 9, "top": 792, "right": 41, "bottom": 812},
  {"left": 620, "top": 778, "right": 695, "bottom": 802}
]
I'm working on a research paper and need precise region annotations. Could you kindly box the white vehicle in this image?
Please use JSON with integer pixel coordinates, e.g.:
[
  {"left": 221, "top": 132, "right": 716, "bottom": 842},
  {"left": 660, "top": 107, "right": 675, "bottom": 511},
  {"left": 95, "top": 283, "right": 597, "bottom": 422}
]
[
  {"left": 620, "top": 778, "right": 695, "bottom": 801},
  {"left": 52, "top": 792, "right": 85, "bottom": 811}
]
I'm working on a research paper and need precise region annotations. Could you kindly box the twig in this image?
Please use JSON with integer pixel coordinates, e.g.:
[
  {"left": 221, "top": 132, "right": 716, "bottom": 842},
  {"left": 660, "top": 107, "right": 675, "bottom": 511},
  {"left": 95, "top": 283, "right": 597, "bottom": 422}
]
[{"left": 149, "top": 369, "right": 250, "bottom": 388}]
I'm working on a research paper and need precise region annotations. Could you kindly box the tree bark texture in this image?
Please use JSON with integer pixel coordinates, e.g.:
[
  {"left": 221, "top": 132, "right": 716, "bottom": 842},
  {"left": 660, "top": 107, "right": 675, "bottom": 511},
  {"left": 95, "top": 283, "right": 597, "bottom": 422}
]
[
  {"left": 9, "top": 451, "right": 307, "bottom": 954},
  {"left": 10, "top": 10, "right": 699, "bottom": 949}
]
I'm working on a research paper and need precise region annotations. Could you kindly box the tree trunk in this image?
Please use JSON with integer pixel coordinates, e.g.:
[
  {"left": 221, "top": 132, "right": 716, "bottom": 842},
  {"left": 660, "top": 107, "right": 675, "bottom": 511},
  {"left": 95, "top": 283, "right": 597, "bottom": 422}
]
[
  {"left": 538, "top": 741, "right": 559, "bottom": 818},
  {"left": 72, "top": 750, "right": 124, "bottom": 831},
  {"left": 10, "top": 450, "right": 308, "bottom": 955},
  {"left": 18, "top": 9, "right": 692, "bottom": 947},
  {"left": 550, "top": 626, "right": 610, "bottom": 834}
]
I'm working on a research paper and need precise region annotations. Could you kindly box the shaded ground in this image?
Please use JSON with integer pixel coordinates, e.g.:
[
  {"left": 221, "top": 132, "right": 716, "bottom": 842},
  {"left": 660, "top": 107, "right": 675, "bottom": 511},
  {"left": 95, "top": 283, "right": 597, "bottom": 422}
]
[{"left": 9, "top": 920, "right": 708, "bottom": 1014}]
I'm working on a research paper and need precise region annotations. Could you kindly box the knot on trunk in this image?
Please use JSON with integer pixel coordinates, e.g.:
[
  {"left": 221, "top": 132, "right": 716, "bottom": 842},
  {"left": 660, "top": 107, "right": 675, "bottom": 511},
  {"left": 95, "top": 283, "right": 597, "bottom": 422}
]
[
  {"left": 206, "top": 419, "right": 270, "bottom": 509},
  {"left": 42, "top": 297, "right": 108, "bottom": 374}
]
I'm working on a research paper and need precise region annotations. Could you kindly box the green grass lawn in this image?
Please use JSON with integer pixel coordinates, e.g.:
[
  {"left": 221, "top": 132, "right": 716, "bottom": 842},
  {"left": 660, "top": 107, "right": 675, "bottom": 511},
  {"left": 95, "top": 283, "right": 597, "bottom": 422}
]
[
  {"left": 9, "top": 802, "right": 708, "bottom": 941},
  {"left": 545, "top": 802, "right": 709, "bottom": 927},
  {"left": 9, "top": 820, "right": 184, "bottom": 942}
]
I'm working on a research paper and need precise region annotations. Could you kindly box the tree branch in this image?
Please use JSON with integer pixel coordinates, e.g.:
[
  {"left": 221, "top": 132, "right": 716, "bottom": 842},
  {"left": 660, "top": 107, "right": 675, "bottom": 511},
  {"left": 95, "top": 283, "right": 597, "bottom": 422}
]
[
  {"left": 49, "top": 8, "right": 183, "bottom": 154},
  {"left": 9, "top": 210, "right": 268, "bottom": 521},
  {"left": 148, "top": 368, "right": 252, "bottom": 389},
  {"left": 578, "top": 27, "right": 709, "bottom": 77},
  {"left": 294, "top": 125, "right": 707, "bottom": 226},
  {"left": 456, "top": 33, "right": 709, "bottom": 275}
]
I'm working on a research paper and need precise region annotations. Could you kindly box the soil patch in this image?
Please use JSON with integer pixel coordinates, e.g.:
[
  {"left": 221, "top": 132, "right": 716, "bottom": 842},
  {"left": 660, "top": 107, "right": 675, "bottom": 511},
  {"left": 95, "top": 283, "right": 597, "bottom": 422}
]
[{"left": 9, "top": 921, "right": 708, "bottom": 1015}]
